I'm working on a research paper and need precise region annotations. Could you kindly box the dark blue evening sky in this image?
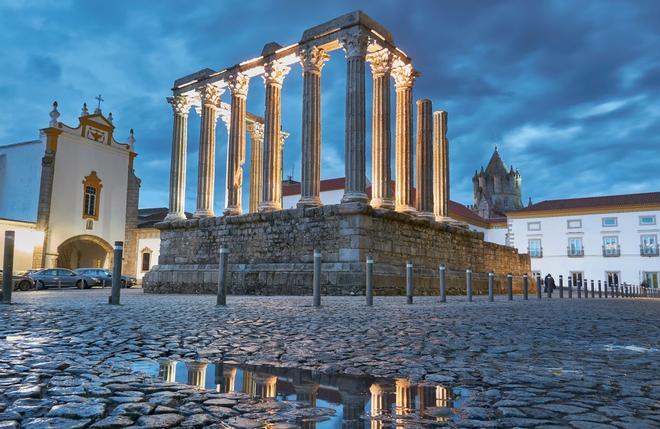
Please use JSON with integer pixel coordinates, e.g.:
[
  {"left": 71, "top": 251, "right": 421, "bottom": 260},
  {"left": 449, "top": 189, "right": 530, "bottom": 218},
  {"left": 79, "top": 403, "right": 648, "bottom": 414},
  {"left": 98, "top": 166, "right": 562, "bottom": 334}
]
[{"left": 1, "top": 0, "right": 659, "bottom": 211}]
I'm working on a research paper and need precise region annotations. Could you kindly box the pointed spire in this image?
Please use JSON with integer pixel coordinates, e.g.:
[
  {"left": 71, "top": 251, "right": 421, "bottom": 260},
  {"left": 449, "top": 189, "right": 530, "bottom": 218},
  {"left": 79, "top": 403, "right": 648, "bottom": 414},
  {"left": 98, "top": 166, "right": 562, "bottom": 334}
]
[
  {"left": 49, "top": 101, "right": 60, "bottom": 127},
  {"left": 108, "top": 112, "right": 113, "bottom": 123},
  {"left": 128, "top": 128, "right": 135, "bottom": 150},
  {"left": 81, "top": 102, "right": 89, "bottom": 117}
]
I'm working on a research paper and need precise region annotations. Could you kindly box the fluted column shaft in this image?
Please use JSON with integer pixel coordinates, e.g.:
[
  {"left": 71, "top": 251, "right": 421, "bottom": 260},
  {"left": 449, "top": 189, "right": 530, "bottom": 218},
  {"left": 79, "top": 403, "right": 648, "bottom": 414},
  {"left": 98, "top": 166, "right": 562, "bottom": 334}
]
[
  {"left": 165, "top": 96, "right": 190, "bottom": 221},
  {"left": 298, "top": 47, "right": 329, "bottom": 208},
  {"left": 433, "top": 111, "right": 449, "bottom": 219},
  {"left": 225, "top": 73, "right": 249, "bottom": 216},
  {"left": 259, "top": 60, "right": 290, "bottom": 212},
  {"left": 367, "top": 49, "right": 394, "bottom": 209},
  {"left": 248, "top": 123, "right": 264, "bottom": 213},
  {"left": 195, "top": 84, "right": 221, "bottom": 218},
  {"left": 393, "top": 63, "right": 417, "bottom": 213},
  {"left": 416, "top": 99, "right": 434, "bottom": 217},
  {"left": 340, "top": 32, "right": 369, "bottom": 204}
]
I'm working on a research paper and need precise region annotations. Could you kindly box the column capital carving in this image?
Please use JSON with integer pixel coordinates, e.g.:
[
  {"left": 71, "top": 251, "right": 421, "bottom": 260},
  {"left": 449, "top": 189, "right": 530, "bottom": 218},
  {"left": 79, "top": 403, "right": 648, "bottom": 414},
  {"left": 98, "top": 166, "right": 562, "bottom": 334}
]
[
  {"left": 168, "top": 95, "right": 192, "bottom": 116},
  {"left": 340, "top": 31, "right": 370, "bottom": 59},
  {"left": 299, "top": 46, "right": 330, "bottom": 75},
  {"left": 279, "top": 131, "right": 289, "bottom": 147},
  {"left": 366, "top": 48, "right": 393, "bottom": 77},
  {"left": 247, "top": 122, "right": 265, "bottom": 142},
  {"left": 263, "top": 60, "right": 291, "bottom": 87},
  {"left": 198, "top": 84, "right": 223, "bottom": 107},
  {"left": 392, "top": 61, "right": 419, "bottom": 90},
  {"left": 226, "top": 71, "right": 250, "bottom": 98}
]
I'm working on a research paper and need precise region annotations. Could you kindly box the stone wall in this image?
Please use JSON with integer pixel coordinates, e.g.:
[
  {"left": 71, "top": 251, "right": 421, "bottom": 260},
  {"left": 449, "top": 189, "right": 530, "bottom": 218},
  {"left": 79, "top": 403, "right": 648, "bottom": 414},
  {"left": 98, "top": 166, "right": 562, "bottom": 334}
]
[{"left": 143, "top": 203, "right": 531, "bottom": 295}]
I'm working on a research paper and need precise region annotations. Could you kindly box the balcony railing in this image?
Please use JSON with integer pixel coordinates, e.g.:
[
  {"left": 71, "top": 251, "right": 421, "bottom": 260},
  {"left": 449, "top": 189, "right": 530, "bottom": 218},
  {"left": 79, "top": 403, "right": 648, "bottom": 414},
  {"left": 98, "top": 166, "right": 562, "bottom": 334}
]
[
  {"left": 528, "top": 247, "right": 543, "bottom": 258},
  {"left": 567, "top": 246, "right": 584, "bottom": 257},
  {"left": 640, "top": 244, "right": 659, "bottom": 257},
  {"left": 602, "top": 245, "right": 620, "bottom": 257}
]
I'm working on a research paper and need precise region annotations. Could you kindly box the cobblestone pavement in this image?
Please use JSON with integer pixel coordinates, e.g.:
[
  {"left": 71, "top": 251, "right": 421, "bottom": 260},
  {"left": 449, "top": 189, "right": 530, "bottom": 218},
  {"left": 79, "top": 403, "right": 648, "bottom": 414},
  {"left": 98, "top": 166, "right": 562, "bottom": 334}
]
[{"left": 1, "top": 289, "right": 659, "bottom": 428}]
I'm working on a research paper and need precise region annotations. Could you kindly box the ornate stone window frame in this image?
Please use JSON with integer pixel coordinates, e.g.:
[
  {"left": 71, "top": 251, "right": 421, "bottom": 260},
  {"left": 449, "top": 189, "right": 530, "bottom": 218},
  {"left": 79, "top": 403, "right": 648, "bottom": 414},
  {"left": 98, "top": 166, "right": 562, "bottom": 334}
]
[{"left": 82, "top": 171, "right": 102, "bottom": 221}]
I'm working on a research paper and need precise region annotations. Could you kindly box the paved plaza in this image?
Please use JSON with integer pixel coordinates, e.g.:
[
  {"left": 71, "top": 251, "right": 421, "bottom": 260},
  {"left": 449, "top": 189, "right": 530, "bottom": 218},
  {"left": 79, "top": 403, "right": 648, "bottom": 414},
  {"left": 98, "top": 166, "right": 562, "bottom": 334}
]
[{"left": 0, "top": 289, "right": 659, "bottom": 428}]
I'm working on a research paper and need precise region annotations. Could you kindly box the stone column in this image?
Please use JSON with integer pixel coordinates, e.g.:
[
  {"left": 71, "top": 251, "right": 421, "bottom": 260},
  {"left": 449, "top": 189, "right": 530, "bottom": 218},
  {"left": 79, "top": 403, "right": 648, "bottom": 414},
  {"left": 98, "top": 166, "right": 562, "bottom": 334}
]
[
  {"left": 186, "top": 361, "right": 208, "bottom": 388},
  {"left": 259, "top": 60, "right": 290, "bottom": 212},
  {"left": 392, "top": 62, "right": 418, "bottom": 213},
  {"left": 415, "top": 99, "right": 434, "bottom": 218},
  {"left": 158, "top": 359, "right": 177, "bottom": 383},
  {"left": 298, "top": 46, "right": 329, "bottom": 208},
  {"left": 225, "top": 72, "right": 250, "bottom": 216},
  {"left": 294, "top": 382, "right": 320, "bottom": 406},
  {"left": 247, "top": 122, "right": 264, "bottom": 213},
  {"left": 214, "top": 364, "right": 236, "bottom": 393},
  {"left": 340, "top": 31, "right": 369, "bottom": 204},
  {"left": 369, "top": 383, "right": 393, "bottom": 418},
  {"left": 165, "top": 95, "right": 191, "bottom": 221},
  {"left": 433, "top": 111, "right": 450, "bottom": 220},
  {"left": 195, "top": 84, "right": 222, "bottom": 218},
  {"left": 277, "top": 132, "right": 289, "bottom": 208},
  {"left": 366, "top": 48, "right": 394, "bottom": 209},
  {"left": 395, "top": 378, "right": 413, "bottom": 415},
  {"left": 253, "top": 373, "right": 278, "bottom": 398}
]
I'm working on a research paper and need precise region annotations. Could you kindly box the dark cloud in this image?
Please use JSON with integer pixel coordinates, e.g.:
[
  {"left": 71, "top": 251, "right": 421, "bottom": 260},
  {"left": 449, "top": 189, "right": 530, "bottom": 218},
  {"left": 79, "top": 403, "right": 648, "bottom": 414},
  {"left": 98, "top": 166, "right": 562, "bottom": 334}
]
[{"left": 0, "top": 0, "right": 658, "bottom": 210}]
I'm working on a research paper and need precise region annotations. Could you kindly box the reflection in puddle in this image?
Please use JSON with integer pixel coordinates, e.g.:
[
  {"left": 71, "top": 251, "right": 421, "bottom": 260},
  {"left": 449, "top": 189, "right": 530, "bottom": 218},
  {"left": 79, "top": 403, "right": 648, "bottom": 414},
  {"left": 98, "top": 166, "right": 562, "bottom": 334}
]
[{"left": 135, "top": 359, "right": 457, "bottom": 428}]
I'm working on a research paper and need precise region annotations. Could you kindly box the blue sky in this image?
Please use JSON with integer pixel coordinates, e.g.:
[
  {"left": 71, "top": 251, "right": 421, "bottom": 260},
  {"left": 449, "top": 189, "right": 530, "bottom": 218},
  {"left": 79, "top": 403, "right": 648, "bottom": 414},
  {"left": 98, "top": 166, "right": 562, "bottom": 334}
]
[{"left": 1, "top": 0, "right": 659, "bottom": 211}]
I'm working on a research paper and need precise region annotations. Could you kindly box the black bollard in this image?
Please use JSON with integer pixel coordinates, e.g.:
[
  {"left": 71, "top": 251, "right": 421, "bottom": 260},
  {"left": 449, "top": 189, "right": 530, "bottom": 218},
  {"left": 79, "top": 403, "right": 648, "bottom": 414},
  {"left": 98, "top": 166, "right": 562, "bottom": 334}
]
[
  {"left": 577, "top": 279, "right": 582, "bottom": 299},
  {"left": 559, "top": 275, "right": 564, "bottom": 299},
  {"left": 507, "top": 273, "right": 513, "bottom": 301},
  {"left": 439, "top": 265, "right": 446, "bottom": 303},
  {"left": 604, "top": 279, "right": 608, "bottom": 298},
  {"left": 109, "top": 241, "right": 123, "bottom": 305},
  {"left": 313, "top": 250, "right": 321, "bottom": 307},
  {"left": 568, "top": 276, "right": 573, "bottom": 299},
  {"left": 536, "top": 275, "right": 542, "bottom": 300},
  {"left": 523, "top": 274, "right": 529, "bottom": 300},
  {"left": 598, "top": 280, "right": 602, "bottom": 298},
  {"left": 217, "top": 247, "right": 228, "bottom": 306},
  {"left": 615, "top": 282, "right": 619, "bottom": 298},
  {"left": 591, "top": 280, "right": 595, "bottom": 298},
  {"left": 2, "top": 231, "right": 15, "bottom": 305},
  {"left": 488, "top": 272, "right": 494, "bottom": 302},
  {"left": 547, "top": 276, "right": 552, "bottom": 299},
  {"left": 584, "top": 278, "right": 588, "bottom": 299},
  {"left": 366, "top": 255, "right": 373, "bottom": 306},
  {"left": 466, "top": 269, "right": 473, "bottom": 302},
  {"left": 406, "top": 261, "right": 413, "bottom": 304}
]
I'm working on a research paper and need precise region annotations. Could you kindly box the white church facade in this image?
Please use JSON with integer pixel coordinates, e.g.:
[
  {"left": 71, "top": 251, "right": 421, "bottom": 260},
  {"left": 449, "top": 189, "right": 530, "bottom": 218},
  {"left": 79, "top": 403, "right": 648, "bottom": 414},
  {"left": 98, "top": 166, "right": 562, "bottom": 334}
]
[{"left": 0, "top": 101, "right": 140, "bottom": 276}]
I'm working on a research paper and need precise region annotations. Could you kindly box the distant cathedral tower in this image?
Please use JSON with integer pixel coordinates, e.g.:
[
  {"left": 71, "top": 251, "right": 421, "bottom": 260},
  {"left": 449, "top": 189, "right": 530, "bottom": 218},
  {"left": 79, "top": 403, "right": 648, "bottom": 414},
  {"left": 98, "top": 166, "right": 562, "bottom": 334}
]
[{"left": 472, "top": 147, "right": 522, "bottom": 218}]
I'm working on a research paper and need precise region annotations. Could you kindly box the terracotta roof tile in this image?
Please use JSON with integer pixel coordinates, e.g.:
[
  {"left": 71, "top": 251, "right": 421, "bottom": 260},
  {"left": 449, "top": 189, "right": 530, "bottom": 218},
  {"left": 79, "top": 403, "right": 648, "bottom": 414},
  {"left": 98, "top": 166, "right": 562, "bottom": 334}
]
[{"left": 510, "top": 192, "right": 660, "bottom": 213}]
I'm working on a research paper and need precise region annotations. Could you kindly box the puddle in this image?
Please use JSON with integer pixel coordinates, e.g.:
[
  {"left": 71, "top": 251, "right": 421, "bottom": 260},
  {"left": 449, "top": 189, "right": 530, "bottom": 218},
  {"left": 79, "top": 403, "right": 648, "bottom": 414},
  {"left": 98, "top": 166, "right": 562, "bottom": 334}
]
[{"left": 133, "top": 359, "right": 460, "bottom": 428}]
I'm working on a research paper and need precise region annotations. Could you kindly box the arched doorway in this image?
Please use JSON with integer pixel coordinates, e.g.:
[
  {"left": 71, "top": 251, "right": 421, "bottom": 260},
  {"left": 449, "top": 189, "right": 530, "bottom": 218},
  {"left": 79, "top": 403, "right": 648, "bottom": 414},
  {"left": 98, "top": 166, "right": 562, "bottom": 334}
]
[{"left": 57, "top": 235, "right": 113, "bottom": 269}]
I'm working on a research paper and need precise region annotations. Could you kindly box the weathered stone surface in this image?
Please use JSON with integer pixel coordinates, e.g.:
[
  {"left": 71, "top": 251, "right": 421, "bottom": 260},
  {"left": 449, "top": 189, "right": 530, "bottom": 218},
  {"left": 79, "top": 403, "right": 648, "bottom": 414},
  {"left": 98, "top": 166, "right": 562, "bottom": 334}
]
[
  {"left": 21, "top": 417, "right": 92, "bottom": 429},
  {"left": 47, "top": 403, "right": 106, "bottom": 420},
  {"left": 89, "top": 415, "right": 134, "bottom": 428},
  {"left": 135, "top": 413, "right": 184, "bottom": 428}
]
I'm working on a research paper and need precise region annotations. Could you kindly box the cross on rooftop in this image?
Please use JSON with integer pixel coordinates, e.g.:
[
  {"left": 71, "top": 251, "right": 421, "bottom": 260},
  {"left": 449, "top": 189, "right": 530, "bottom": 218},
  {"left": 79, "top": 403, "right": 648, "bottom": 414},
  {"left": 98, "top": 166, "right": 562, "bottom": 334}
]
[{"left": 95, "top": 94, "right": 104, "bottom": 112}]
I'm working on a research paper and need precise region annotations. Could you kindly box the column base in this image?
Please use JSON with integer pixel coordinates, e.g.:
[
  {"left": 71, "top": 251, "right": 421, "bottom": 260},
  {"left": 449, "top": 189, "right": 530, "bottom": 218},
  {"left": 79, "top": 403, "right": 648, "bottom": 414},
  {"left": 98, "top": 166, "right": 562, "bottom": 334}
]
[
  {"left": 297, "top": 196, "right": 323, "bottom": 208},
  {"left": 434, "top": 215, "right": 453, "bottom": 223},
  {"left": 164, "top": 211, "right": 186, "bottom": 222},
  {"left": 417, "top": 211, "right": 435, "bottom": 220},
  {"left": 223, "top": 206, "right": 242, "bottom": 216},
  {"left": 194, "top": 208, "right": 215, "bottom": 218},
  {"left": 370, "top": 198, "right": 395, "bottom": 210},
  {"left": 341, "top": 192, "right": 368, "bottom": 204},
  {"left": 258, "top": 201, "right": 281, "bottom": 213},
  {"left": 395, "top": 204, "right": 417, "bottom": 214}
]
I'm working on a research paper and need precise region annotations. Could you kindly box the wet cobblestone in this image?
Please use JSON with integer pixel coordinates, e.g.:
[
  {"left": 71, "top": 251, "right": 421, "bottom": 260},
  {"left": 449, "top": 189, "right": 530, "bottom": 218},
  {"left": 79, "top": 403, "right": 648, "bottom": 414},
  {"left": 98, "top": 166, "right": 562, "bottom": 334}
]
[{"left": 1, "top": 289, "right": 659, "bottom": 428}]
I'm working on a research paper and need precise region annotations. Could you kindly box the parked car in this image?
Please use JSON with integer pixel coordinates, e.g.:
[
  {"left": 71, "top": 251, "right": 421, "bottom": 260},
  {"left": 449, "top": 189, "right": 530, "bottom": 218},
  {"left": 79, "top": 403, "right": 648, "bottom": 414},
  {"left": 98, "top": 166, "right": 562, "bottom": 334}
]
[
  {"left": 74, "top": 268, "right": 136, "bottom": 288},
  {"left": 18, "top": 268, "right": 94, "bottom": 290},
  {"left": 0, "top": 269, "right": 22, "bottom": 291}
]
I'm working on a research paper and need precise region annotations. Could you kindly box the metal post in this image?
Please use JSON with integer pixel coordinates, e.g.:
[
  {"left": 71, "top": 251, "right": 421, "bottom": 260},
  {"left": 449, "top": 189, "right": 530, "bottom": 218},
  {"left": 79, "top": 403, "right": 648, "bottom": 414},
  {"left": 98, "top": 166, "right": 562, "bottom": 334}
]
[
  {"left": 507, "top": 273, "right": 513, "bottom": 301},
  {"left": 366, "top": 255, "right": 373, "bottom": 306},
  {"left": 577, "top": 278, "right": 582, "bottom": 299},
  {"left": 536, "top": 275, "right": 542, "bottom": 300},
  {"left": 591, "top": 280, "right": 595, "bottom": 298},
  {"left": 598, "top": 280, "right": 602, "bottom": 298},
  {"left": 604, "top": 279, "right": 608, "bottom": 298},
  {"left": 568, "top": 276, "right": 573, "bottom": 299},
  {"left": 615, "top": 282, "right": 619, "bottom": 298},
  {"left": 584, "top": 278, "right": 588, "bottom": 299},
  {"left": 466, "top": 269, "right": 473, "bottom": 302},
  {"left": 488, "top": 272, "right": 494, "bottom": 302},
  {"left": 313, "top": 250, "right": 321, "bottom": 307},
  {"left": 439, "top": 265, "right": 446, "bottom": 303},
  {"left": 217, "top": 247, "right": 228, "bottom": 306},
  {"left": 109, "top": 241, "right": 123, "bottom": 305},
  {"left": 2, "top": 231, "right": 15, "bottom": 305},
  {"left": 406, "top": 261, "right": 413, "bottom": 304},
  {"left": 559, "top": 275, "right": 564, "bottom": 299},
  {"left": 523, "top": 274, "right": 529, "bottom": 300},
  {"left": 547, "top": 275, "right": 552, "bottom": 299}
]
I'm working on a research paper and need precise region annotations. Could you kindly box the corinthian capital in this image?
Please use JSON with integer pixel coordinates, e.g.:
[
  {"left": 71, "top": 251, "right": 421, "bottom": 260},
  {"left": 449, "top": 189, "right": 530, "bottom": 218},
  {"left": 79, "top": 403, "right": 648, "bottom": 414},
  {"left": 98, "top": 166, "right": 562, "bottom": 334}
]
[
  {"left": 366, "top": 48, "right": 393, "bottom": 77},
  {"left": 392, "top": 60, "right": 419, "bottom": 90},
  {"left": 198, "top": 84, "right": 222, "bottom": 107},
  {"left": 299, "top": 46, "right": 330, "bottom": 75},
  {"left": 247, "top": 122, "right": 264, "bottom": 143},
  {"left": 226, "top": 71, "right": 250, "bottom": 98},
  {"left": 340, "top": 30, "right": 369, "bottom": 59},
  {"left": 168, "top": 95, "right": 191, "bottom": 116},
  {"left": 263, "top": 60, "right": 290, "bottom": 87}
]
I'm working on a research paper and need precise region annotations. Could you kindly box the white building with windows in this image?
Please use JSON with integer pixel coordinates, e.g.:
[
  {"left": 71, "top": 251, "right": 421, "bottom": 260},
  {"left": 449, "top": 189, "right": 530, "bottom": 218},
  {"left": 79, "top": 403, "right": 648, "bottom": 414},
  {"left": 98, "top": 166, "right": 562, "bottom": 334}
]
[{"left": 507, "top": 193, "right": 660, "bottom": 288}]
